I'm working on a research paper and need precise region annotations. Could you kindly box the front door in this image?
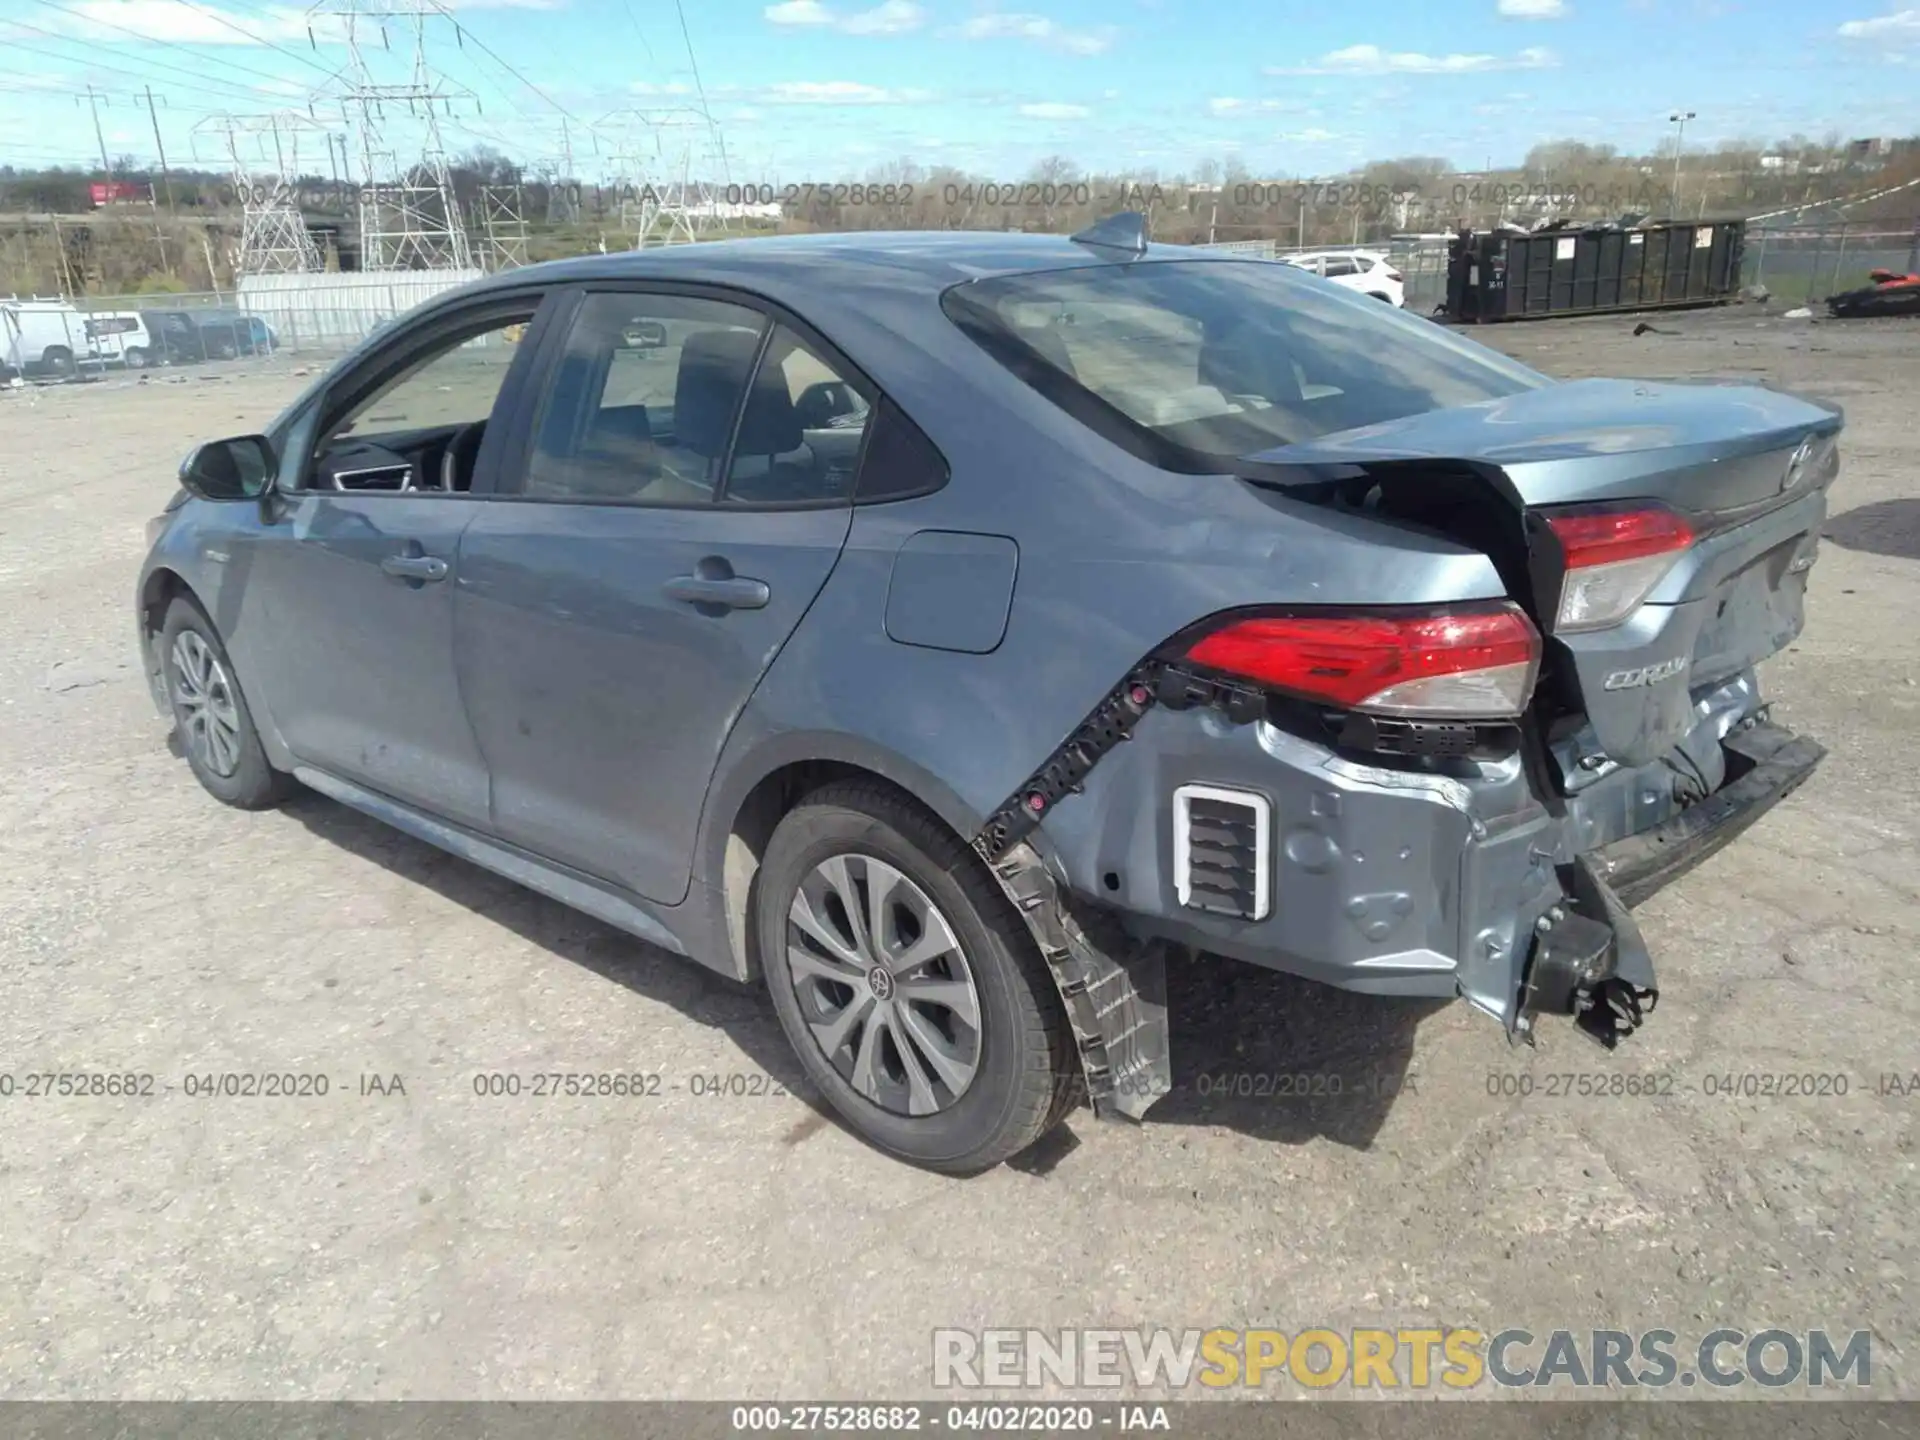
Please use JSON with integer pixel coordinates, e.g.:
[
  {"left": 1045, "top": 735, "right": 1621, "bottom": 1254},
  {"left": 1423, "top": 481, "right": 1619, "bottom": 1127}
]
[
  {"left": 455, "top": 288, "right": 873, "bottom": 904},
  {"left": 248, "top": 294, "right": 552, "bottom": 827}
]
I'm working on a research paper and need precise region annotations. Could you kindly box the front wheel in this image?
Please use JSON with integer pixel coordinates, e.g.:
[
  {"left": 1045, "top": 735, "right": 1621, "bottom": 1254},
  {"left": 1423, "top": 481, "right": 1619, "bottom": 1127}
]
[
  {"left": 758, "top": 783, "right": 1078, "bottom": 1173},
  {"left": 42, "top": 346, "right": 76, "bottom": 378},
  {"left": 158, "top": 597, "right": 295, "bottom": 809}
]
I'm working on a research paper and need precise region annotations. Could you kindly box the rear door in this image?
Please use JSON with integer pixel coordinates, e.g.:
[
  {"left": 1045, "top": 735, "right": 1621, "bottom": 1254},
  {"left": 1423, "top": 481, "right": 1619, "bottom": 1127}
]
[{"left": 456, "top": 285, "right": 871, "bottom": 905}]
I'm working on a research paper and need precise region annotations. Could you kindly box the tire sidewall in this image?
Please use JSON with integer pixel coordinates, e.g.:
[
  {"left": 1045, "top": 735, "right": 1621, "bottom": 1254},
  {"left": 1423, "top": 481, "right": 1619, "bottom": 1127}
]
[
  {"left": 158, "top": 599, "right": 280, "bottom": 807},
  {"left": 759, "top": 803, "right": 1046, "bottom": 1168}
]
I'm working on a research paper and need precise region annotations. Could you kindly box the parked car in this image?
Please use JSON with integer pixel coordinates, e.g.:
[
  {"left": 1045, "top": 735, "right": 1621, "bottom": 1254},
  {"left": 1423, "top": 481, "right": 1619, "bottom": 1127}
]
[
  {"left": 137, "top": 221, "right": 1838, "bottom": 1172},
  {"left": 143, "top": 308, "right": 277, "bottom": 364},
  {"left": 1281, "top": 250, "right": 1406, "bottom": 306}
]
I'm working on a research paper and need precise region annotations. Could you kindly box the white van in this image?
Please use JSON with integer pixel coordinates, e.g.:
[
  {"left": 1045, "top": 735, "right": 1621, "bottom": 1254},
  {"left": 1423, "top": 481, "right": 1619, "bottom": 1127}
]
[{"left": 1, "top": 299, "right": 99, "bottom": 377}]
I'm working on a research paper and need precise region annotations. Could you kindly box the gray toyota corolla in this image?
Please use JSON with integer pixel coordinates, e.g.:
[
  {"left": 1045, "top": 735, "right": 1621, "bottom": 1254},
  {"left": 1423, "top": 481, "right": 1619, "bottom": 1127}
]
[{"left": 137, "top": 220, "right": 1837, "bottom": 1172}]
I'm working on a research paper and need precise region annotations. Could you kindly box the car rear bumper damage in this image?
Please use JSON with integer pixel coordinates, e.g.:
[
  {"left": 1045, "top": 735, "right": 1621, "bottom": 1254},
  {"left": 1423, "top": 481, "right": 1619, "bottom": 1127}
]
[{"left": 980, "top": 667, "right": 1823, "bottom": 1122}]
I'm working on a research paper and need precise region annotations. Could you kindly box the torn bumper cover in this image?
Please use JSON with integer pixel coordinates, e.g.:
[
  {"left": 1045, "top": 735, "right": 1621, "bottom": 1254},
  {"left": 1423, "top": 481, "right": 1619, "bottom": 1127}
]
[
  {"left": 1515, "top": 720, "right": 1825, "bottom": 1047},
  {"left": 972, "top": 647, "right": 1823, "bottom": 1117},
  {"left": 988, "top": 841, "right": 1173, "bottom": 1121}
]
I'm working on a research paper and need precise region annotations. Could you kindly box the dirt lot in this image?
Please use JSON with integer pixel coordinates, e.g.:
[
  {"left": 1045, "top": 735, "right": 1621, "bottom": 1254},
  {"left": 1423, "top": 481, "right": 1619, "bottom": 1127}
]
[{"left": 1, "top": 308, "right": 1917, "bottom": 1401}]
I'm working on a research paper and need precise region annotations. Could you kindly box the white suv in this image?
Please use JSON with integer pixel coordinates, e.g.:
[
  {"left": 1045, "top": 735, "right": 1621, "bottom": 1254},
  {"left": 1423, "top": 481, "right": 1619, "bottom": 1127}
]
[{"left": 1282, "top": 251, "right": 1405, "bottom": 307}]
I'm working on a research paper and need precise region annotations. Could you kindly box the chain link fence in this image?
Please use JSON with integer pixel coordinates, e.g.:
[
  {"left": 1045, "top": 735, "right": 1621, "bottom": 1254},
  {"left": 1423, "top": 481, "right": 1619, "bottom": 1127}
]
[
  {"left": 1743, "top": 218, "right": 1920, "bottom": 305},
  {"left": 5, "top": 271, "right": 481, "bottom": 383}
]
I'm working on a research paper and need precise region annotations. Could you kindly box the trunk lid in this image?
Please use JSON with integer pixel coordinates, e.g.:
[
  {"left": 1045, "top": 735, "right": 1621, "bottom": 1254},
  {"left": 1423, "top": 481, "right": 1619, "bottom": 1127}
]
[{"left": 1238, "top": 378, "right": 1843, "bottom": 768}]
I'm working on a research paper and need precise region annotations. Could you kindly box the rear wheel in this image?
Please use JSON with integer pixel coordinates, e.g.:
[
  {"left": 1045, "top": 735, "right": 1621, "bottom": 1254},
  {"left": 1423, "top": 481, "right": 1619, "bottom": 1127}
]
[
  {"left": 42, "top": 346, "right": 75, "bottom": 379},
  {"left": 758, "top": 783, "right": 1078, "bottom": 1173},
  {"left": 158, "top": 597, "right": 295, "bottom": 809},
  {"left": 123, "top": 346, "right": 150, "bottom": 370}
]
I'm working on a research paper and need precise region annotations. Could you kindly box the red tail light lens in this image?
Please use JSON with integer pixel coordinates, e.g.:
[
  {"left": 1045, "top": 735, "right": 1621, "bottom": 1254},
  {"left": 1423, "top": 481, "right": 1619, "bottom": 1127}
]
[
  {"left": 1183, "top": 605, "right": 1541, "bottom": 718},
  {"left": 1544, "top": 504, "right": 1694, "bottom": 632},
  {"left": 1385, "top": 269, "right": 1405, "bottom": 282}
]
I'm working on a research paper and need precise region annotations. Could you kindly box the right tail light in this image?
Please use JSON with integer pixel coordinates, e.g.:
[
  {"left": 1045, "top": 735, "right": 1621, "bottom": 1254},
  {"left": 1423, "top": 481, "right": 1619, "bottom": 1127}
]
[{"left": 1543, "top": 504, "right": 1695, "bottom": 632}]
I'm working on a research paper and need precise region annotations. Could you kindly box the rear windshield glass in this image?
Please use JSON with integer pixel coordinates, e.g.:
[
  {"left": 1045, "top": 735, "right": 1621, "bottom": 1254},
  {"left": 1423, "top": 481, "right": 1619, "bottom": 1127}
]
[{"left": 941, "top": 259, "right": 1548, "bottom": 469}]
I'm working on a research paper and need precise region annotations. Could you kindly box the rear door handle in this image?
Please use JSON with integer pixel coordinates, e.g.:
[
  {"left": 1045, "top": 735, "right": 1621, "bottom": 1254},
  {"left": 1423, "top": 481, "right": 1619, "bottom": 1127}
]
[
  {"left": 381, "top": 553, "right": 449, "bottom": 583},
  {"left": 663, "top": 574, "right": 770, "bottom": 610}
]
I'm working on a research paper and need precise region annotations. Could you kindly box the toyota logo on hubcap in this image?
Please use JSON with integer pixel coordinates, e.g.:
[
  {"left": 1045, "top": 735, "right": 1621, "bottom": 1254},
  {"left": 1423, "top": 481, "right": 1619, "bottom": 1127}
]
[{"left": 868, "top": 967, "right": 895, "bottom": 1000}]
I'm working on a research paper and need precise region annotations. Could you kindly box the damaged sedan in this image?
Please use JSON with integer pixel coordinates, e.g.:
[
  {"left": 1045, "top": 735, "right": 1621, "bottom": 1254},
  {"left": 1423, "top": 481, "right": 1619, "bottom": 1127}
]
[{"left": 137, "top": 218, "right": 1837, "bottom": 1172}]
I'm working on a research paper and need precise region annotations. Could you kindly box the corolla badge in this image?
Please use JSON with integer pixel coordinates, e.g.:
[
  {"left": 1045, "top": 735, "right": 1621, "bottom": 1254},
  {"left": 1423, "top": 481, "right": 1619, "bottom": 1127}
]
[{"left": 1604, "top": 656, "right": 1689, "bottom": 690}]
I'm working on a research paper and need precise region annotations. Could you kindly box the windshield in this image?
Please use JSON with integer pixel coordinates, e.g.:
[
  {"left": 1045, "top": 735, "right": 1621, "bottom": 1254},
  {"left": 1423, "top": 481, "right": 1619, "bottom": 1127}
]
[{"left": 943, "top": 258, "right": 1549, "bottom": 469}]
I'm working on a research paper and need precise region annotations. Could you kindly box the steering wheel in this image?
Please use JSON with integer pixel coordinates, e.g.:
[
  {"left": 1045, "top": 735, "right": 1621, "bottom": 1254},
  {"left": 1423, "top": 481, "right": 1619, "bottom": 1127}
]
[{"left": 438, "top": 421, "right": 488, "bottom": 492}]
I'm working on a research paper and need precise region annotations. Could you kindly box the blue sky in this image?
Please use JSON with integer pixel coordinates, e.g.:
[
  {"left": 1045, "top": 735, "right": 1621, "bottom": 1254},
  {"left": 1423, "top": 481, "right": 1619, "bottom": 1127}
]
[{"left": 1, "top": 0, "right": 1915, "bottom": 181}]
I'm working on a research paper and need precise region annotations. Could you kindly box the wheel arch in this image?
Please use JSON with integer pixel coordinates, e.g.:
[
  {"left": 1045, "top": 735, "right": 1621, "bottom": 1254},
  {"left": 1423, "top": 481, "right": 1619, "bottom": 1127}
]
[{"left": 698, "top": 731, "right": 989, "bottom": 983}]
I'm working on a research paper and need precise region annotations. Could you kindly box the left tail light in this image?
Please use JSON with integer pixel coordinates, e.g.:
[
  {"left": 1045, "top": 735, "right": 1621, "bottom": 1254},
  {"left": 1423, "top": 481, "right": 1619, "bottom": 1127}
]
[
  {"left": 1385, "top": 268, "right": 1404, "bottom": 282},
  {"left": 1543, "top": 503, "right": 1694, "bottom": 632},
  {"left": 1182, "top": 604, "right": 1541, "bottom": 719}
]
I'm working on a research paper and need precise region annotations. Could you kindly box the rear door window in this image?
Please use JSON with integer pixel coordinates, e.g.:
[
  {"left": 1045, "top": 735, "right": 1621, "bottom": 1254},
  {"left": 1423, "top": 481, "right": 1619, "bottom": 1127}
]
[{"left": 517, "top": 292, "right": 767, "bottom": 505}]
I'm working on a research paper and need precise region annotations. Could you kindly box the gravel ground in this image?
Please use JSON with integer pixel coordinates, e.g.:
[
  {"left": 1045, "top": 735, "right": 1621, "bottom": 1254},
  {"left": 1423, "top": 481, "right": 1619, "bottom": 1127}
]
[{"left": 0, "top": 306, "right": 1915, "bottom": 1402}]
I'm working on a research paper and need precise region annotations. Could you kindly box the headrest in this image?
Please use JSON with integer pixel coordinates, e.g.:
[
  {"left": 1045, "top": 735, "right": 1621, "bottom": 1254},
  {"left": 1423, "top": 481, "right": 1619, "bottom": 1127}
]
[{"left": 674, "top": 327, "right": 800, "bottom": 459}]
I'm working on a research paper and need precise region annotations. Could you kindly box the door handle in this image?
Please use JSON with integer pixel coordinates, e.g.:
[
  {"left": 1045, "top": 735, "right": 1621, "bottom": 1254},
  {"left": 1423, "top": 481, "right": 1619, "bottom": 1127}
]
[
  {"left": 381, "top": 553, "right": 449, "bottom": 583},
  {"left": 663, "top": 574, "right": 770, "bottom": 610}
]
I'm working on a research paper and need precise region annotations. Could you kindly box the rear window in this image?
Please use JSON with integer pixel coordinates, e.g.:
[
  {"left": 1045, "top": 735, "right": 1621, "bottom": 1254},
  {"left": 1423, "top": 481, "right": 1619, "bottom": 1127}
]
[{"left": 941, "top": 259, "right": 1547, "bottom": 470}]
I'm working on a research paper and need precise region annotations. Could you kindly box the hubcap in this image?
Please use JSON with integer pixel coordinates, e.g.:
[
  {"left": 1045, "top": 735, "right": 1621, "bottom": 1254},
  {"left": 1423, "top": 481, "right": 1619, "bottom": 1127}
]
[
  {"left": 170, "top": 629, "right": 242, "bottom": 778},
  {"left": 786, "top": 854, "right": 983, "bottom": 1117}
]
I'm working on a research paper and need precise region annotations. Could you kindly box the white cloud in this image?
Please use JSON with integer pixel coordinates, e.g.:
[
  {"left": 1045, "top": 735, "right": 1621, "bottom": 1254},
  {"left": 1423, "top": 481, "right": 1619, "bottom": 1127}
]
[
  {"left": 766, "top": 0, "right": 833, "bottom": 21},
  {"left": 630, "top": 80, "right": 696, "bottom": 95},
  {"left": 1498, "top": 0, "right": 1569, "bottom": 17},
  {"left": 48, "top": 0, "right": 315, "bottom": 44},
  {"left": 953, "top": 11, "right": 1115, "bottom": 54},
  {"left": 762, "top": 80, "right": 933, "bottom": 103},
  {"left": 1019, "top": 101, "right": 1091, "bottom": 118},
  {"left": 765, "top": 0, "right": 926, "bottom": 33},
  {"left": 1280, "top": 127, "right": 1339, "bottom": 142},
  {"left": 1267, "top": 43, "right": 1558, "bottom": 75},
  {"left": 1837, "top": 9, "right": 1920, "bottom": 40},
  {"left": 1208, "top": 96, "right": 1303, "bottom": 115},
  {"left": 841, "top": 0, "right": 927, "bottom": 33}
]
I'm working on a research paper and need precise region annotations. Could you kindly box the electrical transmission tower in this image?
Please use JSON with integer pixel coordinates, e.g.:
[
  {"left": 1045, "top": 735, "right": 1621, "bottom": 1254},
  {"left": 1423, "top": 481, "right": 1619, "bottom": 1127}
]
[
  {"left": 472, "top": 184, "right": 529, "bottom": 269},
  {"left": 595, "top": 107, "right": 722, "bottom": 248},
  {"left": 196, "top": 113, "right": 326, "bottom": 274},
  {"left": 312, "top": 0, "right": 476, "bottom": 270}
]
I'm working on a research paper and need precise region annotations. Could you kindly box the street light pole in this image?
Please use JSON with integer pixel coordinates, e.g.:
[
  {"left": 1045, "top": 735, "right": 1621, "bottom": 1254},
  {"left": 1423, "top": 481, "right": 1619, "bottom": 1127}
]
[{"left": 1669, "top": 110, "right": 1696, "bottom": 216}]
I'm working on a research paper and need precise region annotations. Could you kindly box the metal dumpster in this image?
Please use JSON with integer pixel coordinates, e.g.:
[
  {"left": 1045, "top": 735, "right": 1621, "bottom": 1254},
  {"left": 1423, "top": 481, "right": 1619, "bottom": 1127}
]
[{"left": 1445, "top": 219, "right": 1746, "bottom": 322}]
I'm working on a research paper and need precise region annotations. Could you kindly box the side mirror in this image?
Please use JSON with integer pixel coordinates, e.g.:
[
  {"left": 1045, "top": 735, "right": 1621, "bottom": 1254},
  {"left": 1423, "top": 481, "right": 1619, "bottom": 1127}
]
[{"left": 179, "top": 435, "right": 275, "bottom": 501}]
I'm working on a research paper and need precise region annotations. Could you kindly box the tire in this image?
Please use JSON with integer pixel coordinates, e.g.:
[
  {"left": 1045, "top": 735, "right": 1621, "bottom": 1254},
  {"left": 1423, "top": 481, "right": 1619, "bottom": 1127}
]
[
  {"left": 158, "top": 596, "right": 295, "bottom": 810},
  {"left": 42, "top": 347, "right": 75, "bottom": 379},
  {"left": 123, "top": 346, "right": 149, "bottom": 370},
  {"left": 758, "top": 782, "right": 1078, "bottom": 1173},
  {"left": 211, "top": 336, "right": 238, "bottom": 360}
]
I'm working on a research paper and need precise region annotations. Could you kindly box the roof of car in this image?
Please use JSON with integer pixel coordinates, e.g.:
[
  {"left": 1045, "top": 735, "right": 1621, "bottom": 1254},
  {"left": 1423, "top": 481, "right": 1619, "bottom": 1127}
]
[{"left": 470, "top": 228, "right": 1232, "bottom": 300}]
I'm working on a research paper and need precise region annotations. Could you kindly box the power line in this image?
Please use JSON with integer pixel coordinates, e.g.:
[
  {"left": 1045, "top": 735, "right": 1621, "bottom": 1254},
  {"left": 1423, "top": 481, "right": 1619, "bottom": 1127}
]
[
  {"left": 668, "top": 0, "right": 729, "bottom": 183},
  {"left": 163, "top": 0, "right": 339, "bottom": 76},
  {"left": 0, "top": 20, "right": 317, "bottom": 108},
  {"left": 444, "top": 14, "right": 583, "bottom": 126},
  {"left": 27, "top": 0, "right": 317, "bottom": 90}
]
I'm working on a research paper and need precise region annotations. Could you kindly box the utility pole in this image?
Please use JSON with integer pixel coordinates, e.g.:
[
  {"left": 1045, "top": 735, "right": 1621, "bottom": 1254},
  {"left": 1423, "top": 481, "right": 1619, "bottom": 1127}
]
[
  {"left": 1669, "top": 110, "right": 1696, "bottom": 217},
  {"left": 143, "top": 87, "right": 177, "bottom": 215},
  {"left": 85, "top": 85, "right": 113, "bottom": 175}
]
